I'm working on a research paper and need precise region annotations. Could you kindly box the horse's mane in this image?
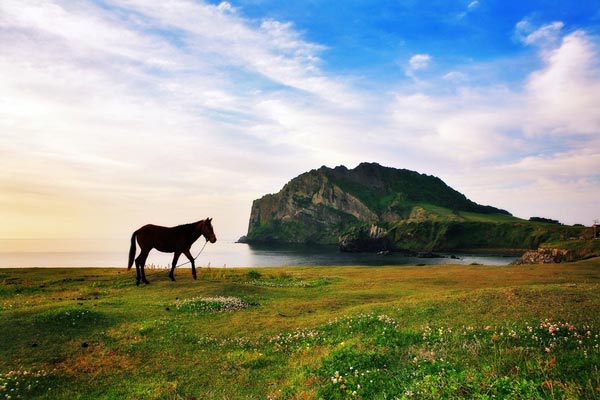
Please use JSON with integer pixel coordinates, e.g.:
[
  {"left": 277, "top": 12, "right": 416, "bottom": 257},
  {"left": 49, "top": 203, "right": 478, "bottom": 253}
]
[{"left": 173, "top": 220, "right": 204, "bottom": 234}]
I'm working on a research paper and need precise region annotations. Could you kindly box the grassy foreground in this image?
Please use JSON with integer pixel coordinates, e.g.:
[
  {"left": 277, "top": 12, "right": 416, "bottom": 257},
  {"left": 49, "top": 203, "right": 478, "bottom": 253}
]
[{"left": 1, "top": 260, "right": 600, "bottom": 399}]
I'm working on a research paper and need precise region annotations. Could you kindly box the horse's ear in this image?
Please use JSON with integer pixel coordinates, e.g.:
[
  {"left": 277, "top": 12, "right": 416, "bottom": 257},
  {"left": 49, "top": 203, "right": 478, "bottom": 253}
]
[{"left": 207, "top": 217, "right": 212, "bottom": 222}]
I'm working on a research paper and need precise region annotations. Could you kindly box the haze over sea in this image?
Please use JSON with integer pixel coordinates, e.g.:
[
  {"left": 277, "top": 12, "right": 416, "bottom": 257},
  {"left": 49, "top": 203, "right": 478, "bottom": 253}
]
[{"left": 0, "top": 239, "right": 515, "bottom": 268}]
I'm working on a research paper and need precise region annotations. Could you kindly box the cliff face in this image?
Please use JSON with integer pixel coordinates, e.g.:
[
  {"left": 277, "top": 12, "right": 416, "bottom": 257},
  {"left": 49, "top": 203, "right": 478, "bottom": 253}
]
[
  {"left": 246, "top": 168, "right": 376, "bottom": 244},
  {"left": 245, "top": 162, "right": 511, "bottom": 246}
]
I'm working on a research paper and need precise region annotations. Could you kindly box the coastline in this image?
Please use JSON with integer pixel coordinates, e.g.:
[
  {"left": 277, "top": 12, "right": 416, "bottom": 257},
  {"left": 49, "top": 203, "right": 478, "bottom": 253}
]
[{"left": 0, "top": 251, "right": 518, "bottom": 268}]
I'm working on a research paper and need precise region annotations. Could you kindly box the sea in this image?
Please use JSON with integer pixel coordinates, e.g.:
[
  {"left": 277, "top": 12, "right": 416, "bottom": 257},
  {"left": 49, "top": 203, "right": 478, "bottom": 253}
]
[{"left": 0, "top": 239, "right": 518, "bottom": 268}]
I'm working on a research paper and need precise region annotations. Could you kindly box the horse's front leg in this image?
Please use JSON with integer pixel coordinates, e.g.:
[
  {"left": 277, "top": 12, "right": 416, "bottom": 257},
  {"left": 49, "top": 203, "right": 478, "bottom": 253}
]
[
  {"left": 169, "top": 252, "right": 181, "bottom": 281},
  {"left": 184, "top": 250, "right": 197, "bottom": 280}
]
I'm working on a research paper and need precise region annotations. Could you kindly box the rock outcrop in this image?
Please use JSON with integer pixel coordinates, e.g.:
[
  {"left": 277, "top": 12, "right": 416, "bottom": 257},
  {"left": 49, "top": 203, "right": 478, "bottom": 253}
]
[
  {"left": 511, "top": 248, "right": 574, "bottom": 264},
  {"left": 339, "top": 224, "right": 391, "bottom": 252},
  {"left": 511, "top": 245, "right": 599, "bottom": 264}
]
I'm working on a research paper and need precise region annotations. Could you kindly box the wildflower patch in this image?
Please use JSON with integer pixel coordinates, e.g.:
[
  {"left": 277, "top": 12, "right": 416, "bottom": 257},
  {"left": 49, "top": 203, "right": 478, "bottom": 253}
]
[
  {"left": 33, "top": 308, "right": 110, "bottom": 331},
  {"left": 0, "top": 368, "right": 54, "bottom": 399},
  {"left": 244, "top": 276, "right": 333, "bottom": 288},
  {"left": 175, "top": 296, "right": 251, "bottom": 313},
  {"left": 316, "top": 316, "right": 600, "bottom": 399}
]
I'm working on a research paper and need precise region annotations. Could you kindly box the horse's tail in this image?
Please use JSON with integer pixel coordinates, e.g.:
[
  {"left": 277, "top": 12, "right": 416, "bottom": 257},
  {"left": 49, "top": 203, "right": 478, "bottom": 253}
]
[{"left": 128, "top": 231, "right": 137, "bottom": 270}]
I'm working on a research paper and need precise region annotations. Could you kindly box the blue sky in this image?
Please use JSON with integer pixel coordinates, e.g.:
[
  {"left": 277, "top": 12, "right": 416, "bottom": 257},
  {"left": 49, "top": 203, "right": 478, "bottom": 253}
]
[
  {"left": 1, "top": 0, "right": 599, "bottom": 243},
  {"left": 226, "top": 0, "right": 599, "bottom": 81}
]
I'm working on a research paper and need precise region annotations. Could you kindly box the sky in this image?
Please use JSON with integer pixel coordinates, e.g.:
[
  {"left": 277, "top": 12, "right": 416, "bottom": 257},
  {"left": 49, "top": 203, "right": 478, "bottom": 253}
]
[{"left": 1, "top": 0, "right": 600, "bottom": 245}]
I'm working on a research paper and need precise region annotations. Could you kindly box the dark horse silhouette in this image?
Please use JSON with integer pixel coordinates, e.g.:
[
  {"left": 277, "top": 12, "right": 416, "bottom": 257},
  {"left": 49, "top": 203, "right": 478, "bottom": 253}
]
[{"left": 128, "top": 218, "right": 217, "bottom": 285}]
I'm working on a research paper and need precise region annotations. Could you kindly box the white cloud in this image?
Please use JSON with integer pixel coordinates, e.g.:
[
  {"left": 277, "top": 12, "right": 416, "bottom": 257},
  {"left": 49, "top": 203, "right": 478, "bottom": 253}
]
[
  {"left": 110, "top": 0, "right": 358, "bottom": 106},
  {"left": 409, "top": 54, "right": 432, "bottom": 70},
  {"left": 524, "top": 31, "right": 600, "bottom": 136},
  {"left": 390, "top": 30, "right": 600, "bottom": 156},
  {"left": 457, "top": 1, "right": 479, "bottom": 19},
  {"left": 443, "top": 71, "right": 468, "bottom": 83},
  {"left": 389, "top": 87, "right": 525, "bottom": 163},
  {"left": 405, "top": 54, "right": 433, "bottom": 81},
  {"left": 515, "top": 19, "right": 564, "bottom": 47},
  {"left": 217, "top": 1, "right": 235, "bottom": 13}
]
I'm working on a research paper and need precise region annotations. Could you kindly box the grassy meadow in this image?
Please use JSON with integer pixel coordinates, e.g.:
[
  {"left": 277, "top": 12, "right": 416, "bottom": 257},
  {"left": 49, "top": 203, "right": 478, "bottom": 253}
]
[{"left": 1, "top": 259, "right": 600, "bottom": 399}]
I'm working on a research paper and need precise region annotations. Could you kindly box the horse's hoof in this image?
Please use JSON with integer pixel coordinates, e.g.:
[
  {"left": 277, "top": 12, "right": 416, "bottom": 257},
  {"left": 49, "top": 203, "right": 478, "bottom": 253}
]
[
  {"left": 193, "top": 275, "right": 197, "bottom": 280},
  {"left": 143, "top": 280, "right": 150, "bottom": 285},
  {"left": 136, "top": 281, "right": 140, "bottom": 286}
]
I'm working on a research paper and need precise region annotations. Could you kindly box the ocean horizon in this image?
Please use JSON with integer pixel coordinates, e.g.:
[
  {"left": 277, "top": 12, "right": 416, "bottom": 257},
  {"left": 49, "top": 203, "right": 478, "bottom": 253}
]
[{"left": 0, "top": 239, "right": 517, "bottom": 268}]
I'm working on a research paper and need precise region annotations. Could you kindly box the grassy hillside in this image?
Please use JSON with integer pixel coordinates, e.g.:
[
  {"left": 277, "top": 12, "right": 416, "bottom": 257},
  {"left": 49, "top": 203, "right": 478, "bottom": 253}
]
[
  {"left": 328, "top": 163, "right": 509, "bottom": 216},
  {"left": 341, "top": 202, "right": 589, "bottom": 253},
  {"left": 2, "top": 261, "right": 600, "bottom": 399},
  {"left": 387, "top": 220, "right": 588, "bottom": 252}
]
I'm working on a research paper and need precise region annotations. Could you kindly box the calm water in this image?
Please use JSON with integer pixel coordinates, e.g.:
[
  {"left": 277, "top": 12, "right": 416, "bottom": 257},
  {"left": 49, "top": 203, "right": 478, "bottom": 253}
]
[{"left": 0, "top": 239, "right": 517, "bottom": 268}]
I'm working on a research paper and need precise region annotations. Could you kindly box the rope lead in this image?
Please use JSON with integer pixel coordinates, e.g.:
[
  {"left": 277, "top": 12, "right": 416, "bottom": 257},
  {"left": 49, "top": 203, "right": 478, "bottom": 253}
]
[{"left": 175, "top": 238, "right": 209, "bottom": 268}]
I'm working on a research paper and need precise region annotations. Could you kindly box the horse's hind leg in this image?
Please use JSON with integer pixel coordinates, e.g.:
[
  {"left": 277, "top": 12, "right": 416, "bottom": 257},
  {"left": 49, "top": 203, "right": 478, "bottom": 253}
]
[
  {"left": 134, "top": 261, "right": 141, "bottom": 286},
  {"left": 169, "top": 252, "right": 181, "bottom": 281},
  {"left": 141, "top": 264, "right": 149, "bottom": 284},
  {"left": 136, "top": 249, "right": 151, "bottom": 285}
]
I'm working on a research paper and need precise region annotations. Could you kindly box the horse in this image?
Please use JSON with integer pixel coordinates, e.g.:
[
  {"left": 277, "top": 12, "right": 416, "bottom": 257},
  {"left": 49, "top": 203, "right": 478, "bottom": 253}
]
[{"left": 128, "top": 218, "right": 217, "bottom": 285}]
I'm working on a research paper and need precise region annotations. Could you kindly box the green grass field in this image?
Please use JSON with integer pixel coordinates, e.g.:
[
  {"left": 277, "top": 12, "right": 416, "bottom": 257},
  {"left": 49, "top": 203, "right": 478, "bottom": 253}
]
[{"left": 1, "top": 260, "right": 600, "bottom": 399}]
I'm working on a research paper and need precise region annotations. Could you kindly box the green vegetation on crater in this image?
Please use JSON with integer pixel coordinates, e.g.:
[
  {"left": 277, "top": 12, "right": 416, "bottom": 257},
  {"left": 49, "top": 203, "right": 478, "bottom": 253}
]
[
  {"left": 329, "top": 163, "right": 509, "bottom": 217},
  {"left": 374, "top": 207, "right": 588, "bottom": 252}
]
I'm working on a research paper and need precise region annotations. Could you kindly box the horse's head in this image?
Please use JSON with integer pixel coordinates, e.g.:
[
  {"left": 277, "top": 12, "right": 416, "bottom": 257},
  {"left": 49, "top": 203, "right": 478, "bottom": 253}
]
[{"left": 202, "top": 217, "right": 217, "bottom": 243}]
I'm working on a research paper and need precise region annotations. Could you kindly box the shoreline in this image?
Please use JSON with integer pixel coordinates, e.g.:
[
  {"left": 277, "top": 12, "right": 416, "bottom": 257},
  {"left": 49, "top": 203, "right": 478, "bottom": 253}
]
[{"left": 0, "top": 249, "right": 520, "bottom": 269}]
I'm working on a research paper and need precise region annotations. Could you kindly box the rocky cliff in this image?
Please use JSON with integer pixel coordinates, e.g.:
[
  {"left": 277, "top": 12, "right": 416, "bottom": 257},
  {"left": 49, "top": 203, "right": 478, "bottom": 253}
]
[{"left": 246, "top": 167, "right": 376, "bottom": 244}]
